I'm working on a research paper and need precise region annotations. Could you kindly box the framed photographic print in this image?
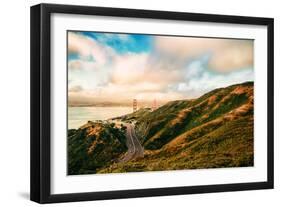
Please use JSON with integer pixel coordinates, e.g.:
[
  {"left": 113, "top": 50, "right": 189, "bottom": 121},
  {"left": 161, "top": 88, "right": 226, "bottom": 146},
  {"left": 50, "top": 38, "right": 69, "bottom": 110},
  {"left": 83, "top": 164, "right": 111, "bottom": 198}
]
[{"left": 30, "top": 3, "right": 274, "bottom": 203}]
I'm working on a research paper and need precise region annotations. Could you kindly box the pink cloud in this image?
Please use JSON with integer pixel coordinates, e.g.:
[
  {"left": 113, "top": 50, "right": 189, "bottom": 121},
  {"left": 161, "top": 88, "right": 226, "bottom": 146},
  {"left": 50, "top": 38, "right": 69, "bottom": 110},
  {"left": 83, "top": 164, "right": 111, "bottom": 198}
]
[
  {"left": 155, "top": 36, "right": 253, "bottom": 72},
  {"left": 68, "top": 32, "right": 115, "bottom": 68}
]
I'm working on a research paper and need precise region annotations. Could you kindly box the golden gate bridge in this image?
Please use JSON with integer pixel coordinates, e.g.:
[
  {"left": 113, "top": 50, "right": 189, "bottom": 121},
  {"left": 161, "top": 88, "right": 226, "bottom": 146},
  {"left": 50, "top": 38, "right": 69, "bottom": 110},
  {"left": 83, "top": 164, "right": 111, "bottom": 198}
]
[{"left": 133, "top": 99, "right": 158, "bottom": 112}]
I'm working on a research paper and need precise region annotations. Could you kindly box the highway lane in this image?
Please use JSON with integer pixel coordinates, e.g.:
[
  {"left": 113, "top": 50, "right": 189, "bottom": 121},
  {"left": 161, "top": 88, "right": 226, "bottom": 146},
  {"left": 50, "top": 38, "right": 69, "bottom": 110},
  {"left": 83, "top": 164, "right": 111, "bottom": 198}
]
[{"left": 119, "top": 123, "right": 144, "bottom": 162}]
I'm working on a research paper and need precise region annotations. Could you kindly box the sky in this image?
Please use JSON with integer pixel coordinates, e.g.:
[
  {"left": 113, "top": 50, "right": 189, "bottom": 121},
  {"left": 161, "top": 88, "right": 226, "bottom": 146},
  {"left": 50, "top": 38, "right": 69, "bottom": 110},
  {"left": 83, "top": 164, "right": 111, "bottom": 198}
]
[{"left": 68, "top": 31, "right": 254, "bottom": 105}]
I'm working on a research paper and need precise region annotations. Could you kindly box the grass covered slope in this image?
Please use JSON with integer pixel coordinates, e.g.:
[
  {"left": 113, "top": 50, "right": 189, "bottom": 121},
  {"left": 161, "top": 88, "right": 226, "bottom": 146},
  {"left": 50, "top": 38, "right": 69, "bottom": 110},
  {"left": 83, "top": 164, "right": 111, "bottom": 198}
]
[
  {"left": 98, "top": 82, "right": 254, "bottom": 173},
  {"left": 113, "top": 108, "right": 151, "bottom": 122},
  {"left": 136, "top": 81, "right": 253, "bottom": 150},
  {"left": 68, "top": 121, "right": 127, "bottom": 175}
]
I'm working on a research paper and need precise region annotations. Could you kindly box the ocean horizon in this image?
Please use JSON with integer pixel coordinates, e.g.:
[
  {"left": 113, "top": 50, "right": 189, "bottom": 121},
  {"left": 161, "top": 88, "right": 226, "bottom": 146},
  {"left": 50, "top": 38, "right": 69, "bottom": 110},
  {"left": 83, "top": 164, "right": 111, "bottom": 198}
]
[{"left": 68, "top": 106, "right": 132, "bottom": 129}]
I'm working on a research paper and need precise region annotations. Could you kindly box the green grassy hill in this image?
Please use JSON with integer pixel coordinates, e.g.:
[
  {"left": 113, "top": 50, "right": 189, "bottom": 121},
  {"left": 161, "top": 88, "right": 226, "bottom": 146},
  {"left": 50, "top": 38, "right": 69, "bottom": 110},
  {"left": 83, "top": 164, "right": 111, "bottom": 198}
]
[
  {"left": 136, "top": 81, "right": 253, "bottom": 150},
  {"left": 114, "top": 107, "right": 151, "bottom": 122},
  {"left": 68, "top": 121, "right": 127, "bottom": 175},
  {"left": 98, "top": 81, "right": 254, "bottom": 173}
]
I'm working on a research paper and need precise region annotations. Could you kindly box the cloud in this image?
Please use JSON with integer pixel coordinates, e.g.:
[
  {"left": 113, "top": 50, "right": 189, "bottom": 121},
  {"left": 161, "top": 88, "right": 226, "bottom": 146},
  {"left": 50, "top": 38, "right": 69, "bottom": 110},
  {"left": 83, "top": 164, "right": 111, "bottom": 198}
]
[
  {"left": 208, "top": 41, "right": 253, "bottom": 72},
  {"left": 110, "top": 53, "right": 149, "bottom": 84},
  {"left": 68, "top": 59, "right": 83, "bottom": 71},
  {"left": 68, "top": 59, "right": 98, "bottom": 71},
  {"left": 68, "top": 32, "right": 115, "bottom": 67},
  {"left": 69, "top": 85, "right": 83, "bottom": 92},
  {"left": 154, "top": 36, "right": 253, "bottom": 72},
  {"left": 175, "top": 56, "right": 254, "bottom": 98},
  {"left": 109, "top": 53, "right": 181, "bottom": 86},
  {"left": 68, "top": 32, "right": 254, "bottom": 104}
]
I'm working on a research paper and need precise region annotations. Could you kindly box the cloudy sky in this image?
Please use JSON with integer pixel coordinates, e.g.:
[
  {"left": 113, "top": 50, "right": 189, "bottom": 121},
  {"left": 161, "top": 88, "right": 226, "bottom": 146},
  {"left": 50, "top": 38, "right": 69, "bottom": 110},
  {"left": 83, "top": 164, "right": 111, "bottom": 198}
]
[{"left": 68, "top": 31, "right": 253, "bottom": 105}]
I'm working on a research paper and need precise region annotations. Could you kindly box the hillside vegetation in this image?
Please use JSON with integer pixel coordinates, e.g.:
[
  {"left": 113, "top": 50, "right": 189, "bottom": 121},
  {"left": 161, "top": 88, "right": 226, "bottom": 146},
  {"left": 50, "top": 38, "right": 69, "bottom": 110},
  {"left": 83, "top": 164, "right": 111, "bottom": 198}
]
[
  {"left": 68, "top": 121, "right": 127, "bottom": 175},
  {"left": 98, "top": 82, "right": 254, "bottom": 173},
  {"left": 113, "top": 107, "right": 151, "bottom": 122}
]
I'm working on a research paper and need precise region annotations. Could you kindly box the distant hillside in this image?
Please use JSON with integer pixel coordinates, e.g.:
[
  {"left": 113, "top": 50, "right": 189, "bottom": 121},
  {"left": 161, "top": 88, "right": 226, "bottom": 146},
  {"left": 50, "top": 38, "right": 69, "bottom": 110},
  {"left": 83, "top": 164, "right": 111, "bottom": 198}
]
[
  {"left": 98, "top": 82, "right": 254, "bottom": 173},
  {"left": 68, "top": 121, "right": 127, "bottom": 175},
  {"left": 114, "top": 108, "right": 151, "bottom": 122}
]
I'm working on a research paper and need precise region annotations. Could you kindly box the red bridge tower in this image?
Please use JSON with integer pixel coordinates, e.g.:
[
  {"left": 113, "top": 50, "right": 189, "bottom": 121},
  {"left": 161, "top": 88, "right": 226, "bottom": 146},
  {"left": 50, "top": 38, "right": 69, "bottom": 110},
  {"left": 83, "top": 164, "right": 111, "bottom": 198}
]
[
  {"left": 133, "top": 99, "right": 137, "bottom": 112},
  {"left": 152, "top": 99, "right": 157, "bottom": 111}
]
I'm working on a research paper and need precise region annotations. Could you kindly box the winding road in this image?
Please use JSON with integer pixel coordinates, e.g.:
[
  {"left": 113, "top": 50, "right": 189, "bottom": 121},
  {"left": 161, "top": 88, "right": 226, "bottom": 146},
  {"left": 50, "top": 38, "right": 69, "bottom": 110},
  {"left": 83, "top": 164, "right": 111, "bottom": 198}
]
[{"left": 119, "top": 123, "right": 144, "bottom": 162}]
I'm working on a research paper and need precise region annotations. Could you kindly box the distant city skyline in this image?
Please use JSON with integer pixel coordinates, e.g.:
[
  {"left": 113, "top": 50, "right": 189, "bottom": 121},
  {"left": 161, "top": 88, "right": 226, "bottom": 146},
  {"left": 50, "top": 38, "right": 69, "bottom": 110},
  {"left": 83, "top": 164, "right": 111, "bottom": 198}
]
[{"left": 68, "top": 31, "right": 254, "bottom": 105}]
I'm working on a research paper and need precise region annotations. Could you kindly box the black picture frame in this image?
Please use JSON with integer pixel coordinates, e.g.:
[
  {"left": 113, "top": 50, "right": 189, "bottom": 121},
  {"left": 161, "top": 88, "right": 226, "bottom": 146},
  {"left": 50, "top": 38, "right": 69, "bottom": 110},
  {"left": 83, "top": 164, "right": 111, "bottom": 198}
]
[{"left": 30, "top": 3, "right": 274, "bottom": 204}]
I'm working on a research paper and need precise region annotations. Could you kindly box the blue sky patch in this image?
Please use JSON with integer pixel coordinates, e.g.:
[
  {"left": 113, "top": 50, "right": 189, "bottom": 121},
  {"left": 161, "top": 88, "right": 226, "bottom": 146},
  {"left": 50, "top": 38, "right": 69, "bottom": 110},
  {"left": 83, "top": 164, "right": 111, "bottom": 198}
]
[
  {"left": 79, "top": 31, "right": 152, "bottom": 54},
  {"left": 68, "top": 52, "right": 80, "bottom": 61}
]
